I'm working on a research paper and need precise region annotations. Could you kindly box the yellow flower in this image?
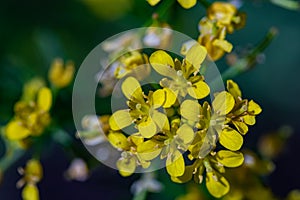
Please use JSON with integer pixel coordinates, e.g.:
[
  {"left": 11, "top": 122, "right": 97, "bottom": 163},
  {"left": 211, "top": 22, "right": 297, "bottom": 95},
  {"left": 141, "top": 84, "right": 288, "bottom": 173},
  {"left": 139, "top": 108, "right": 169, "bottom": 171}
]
[
  {"left": 225, "top": 80, "right": 262, "bottom": 136},
  {"left": 147, "top": 0, "right": 197, "bottom": 9},
  {"left": 207, "top": 2, "right": 237, "bottom": 27},
  {"left": 149, "top": 45, "right": 210, "bottom": 100},
  {"left": 98, "top": 51, "right": 150, "bottom": 97},
  {"left": 195, "top": 2, "right": 246, "bottom": 61},
  {"left": 48, "top": 58, "right": 75, "bottom": 88},
  {"left": 113, "top": 51, "right": 150, "bottom": 79},
  {"left": 172, "top": 150, "right": 244, "bottom": 198},
  {"left": 137, "top": 118, "right": 195, "bottom": 177},
  {"left": 181, "top": 80, "right": 262, "bottom": 152},
  {"left": 17, "top": 159, "right": 43, "bottom": 200},
  {"left": 5, "top": 87, "right": 52, "bottom": 141},
  {"left": 109, "top": 77, "right": 169, "bottom": 138},
  {"left": 198, "top": 18, "right": 233, "bottom": 61},
  {"left": 207, "top": 2, "right": 246, "bottom": 34},
  {"left": 107, "top": 132, "right": 150, "bottom": 176}
]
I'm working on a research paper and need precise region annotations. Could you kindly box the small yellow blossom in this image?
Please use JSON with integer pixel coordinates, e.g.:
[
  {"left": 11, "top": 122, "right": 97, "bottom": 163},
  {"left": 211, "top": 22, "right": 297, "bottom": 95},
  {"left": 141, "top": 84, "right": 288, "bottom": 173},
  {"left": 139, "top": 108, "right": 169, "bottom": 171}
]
[
  {"left": 172, "top": 150, "right": 244, "bottom": 198},
  {"left": 18, "top": 159, "right": 43, "bottom": 200},
  {"left": 98, "top": 51, "right": 150, "bottom": 96},
  {"left": 207, "top": 2, "right": 246, "bottom": 33},
  {"left": 149, "top": 45, "right": 210, "bottom": 100},
  {"left": 5, "top": 87, "right": 52, "bottom": 141},
  {"left": 109, "top": 77, "right": 169, "bottom": 138},
  {"left": 48, "top": 58, "right": 75, "bottom": 88},
  {"left": 195, "top": 2, "right": 246, "bottom": 60},
  {"left": 198, "top": 18, "right": 233, "bottom": 61},
  {"left": 107, "top": 132, "right": 150, "bottom": 176},
  {"left": 113, "top": 51, "right": 150, "bottom": 79}
]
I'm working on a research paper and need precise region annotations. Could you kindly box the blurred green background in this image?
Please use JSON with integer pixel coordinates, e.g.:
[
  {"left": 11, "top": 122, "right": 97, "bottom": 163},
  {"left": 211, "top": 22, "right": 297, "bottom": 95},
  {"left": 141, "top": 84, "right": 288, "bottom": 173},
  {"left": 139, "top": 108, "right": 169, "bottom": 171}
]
[{"left": 0, "top": 0, "right": 300, "bottom": 199}]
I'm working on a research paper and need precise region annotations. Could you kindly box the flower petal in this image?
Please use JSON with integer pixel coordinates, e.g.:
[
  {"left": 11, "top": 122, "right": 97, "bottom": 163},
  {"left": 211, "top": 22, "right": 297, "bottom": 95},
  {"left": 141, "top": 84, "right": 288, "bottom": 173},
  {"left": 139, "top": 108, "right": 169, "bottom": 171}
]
[
  {"left": 180, "top": 100, "right": 200, "bottom": 122},
  {"left": 5, "top": 121, "right": 30, "bottom": 140},
  {"left": 232, "top": 121, "right": 248, "bottom": 135},
  {"left": 171, "top": 165, "right": 194, "bottom": 183},
  {"left": 109, "top": 110, "right": 132, "bottom": 131},
  {"left": 219, "top": 127, "right": 243, "bottom": 151},
  {"left": 149, "top": 50, "right": 177, "bottom": 79},
  {"left": 138, "top": 117, "right": 157, "bottom": 138},
  {"left": 243, "top": 115, "right": 256, "bottom": 125},
  {"left": 216, "top": 150, "right": 244, "bottom": 168},
  {"left": 163, "top": 88, "right": 177, "bottom": 108},
  {"left": 152, "top": 89, "right": 165, "bottom": 108},
  {"left": 37, "top": 87, "right": 52, "bottom": 111},
  {"left": 147, "top": 0, "right": 161, "bottom": 6},
  {"left": 185, "top": 44, "right": 207, "bottom": 69},
  {"left": 121, "top": 77, "right": 143, "bottom": 101},
  {"left": 248, "top": 100, "right": 262, "bottom": 115},
  {"left": 117, "top": 157, "right": 136, "bottom": 177},
  {"left": 177, "top": 0, "right": 197, "bottom": 9},
  {"left": 108, "top": 132, "right": 130, "bottom": 150},
  {"left": 206, "top": 171, "right": 230, "bottom": 198},
  {"left": 176, "top": 124, "right": 195, "bottom": 144},
  {"left": 212, "top": 39, "right": 233, "bottom": 53},
  {"left": 152, "top": 110, "right": 170, "bottom": 131},
  {"left": 187, "top": 81, "right": 210, "bottom": 99},
  {"left": 22, "top": 184, "right": 39, "bottom": 200},
  {"left": 166, "top": 150, "right": 185, "bottom": 177},
  {"left": 137, "top": 140, "right": 162, "bottom": 161},
  {"left": 227, "top": 80, "right": 242, "bottom": 98},
  {"left": 212, "top": 91, "right": 235, "bottom": 115}
]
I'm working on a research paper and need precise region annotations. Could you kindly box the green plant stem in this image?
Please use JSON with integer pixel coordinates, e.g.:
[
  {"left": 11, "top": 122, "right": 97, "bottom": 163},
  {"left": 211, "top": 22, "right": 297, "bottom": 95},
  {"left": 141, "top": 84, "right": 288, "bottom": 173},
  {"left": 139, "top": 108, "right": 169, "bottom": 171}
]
[
  {"left": 0, "top": 147, "right": 24, "bottom": 172},
  {"left": 144, "top": 0, "right": 174, "bottom": 27},
  {"left": 133, "top": 190, "right": 147, "bottom": 200},
  {"left": 221, "top": 27, "right": 278, "bottom": 80}
]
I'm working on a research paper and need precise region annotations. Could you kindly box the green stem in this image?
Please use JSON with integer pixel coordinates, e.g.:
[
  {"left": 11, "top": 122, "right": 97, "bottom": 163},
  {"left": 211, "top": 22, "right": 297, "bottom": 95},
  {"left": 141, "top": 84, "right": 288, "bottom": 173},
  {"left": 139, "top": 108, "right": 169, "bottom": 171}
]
[
  {"left": 144, "top": 0, "right": 174, "bottom": 27},
  {"left": 133, "top": 190, "right": 148, "bottom": 200},
  {"left": 0, "top": 148, "right": 24, "bottom": 172},
  {"left": 221, "top": 27, "right": 278, "bottom": 80}
]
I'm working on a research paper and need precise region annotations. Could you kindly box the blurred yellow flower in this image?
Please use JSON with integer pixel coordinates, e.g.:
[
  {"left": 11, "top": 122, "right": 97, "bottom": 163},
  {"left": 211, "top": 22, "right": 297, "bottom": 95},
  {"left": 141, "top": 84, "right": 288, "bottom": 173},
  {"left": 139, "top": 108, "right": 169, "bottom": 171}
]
[
  {"left": 198, "top": 18, "right": 233, "bottom": 61},
  {"left": 48, "top": 58, "right": 75, "bottom": 89},
  {"left": 17, "top": 159, "right": 43, "bottom": 200},
  {"left": 207, "top": 1, "right": 246, "bottom": 33},
  {"left": 194, "top": 2, "right": 246, "bottom": 60},
  {"left": 5, "top": 87, "right": 52, "bottom": 141}
]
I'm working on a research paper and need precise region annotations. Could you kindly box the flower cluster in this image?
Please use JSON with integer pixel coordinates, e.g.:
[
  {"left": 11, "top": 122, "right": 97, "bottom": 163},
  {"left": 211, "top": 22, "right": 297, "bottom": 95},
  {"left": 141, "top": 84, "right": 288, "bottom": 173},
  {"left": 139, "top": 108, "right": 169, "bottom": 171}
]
[
  {"left": 182, "top": 2, "right": 246, "bottom": 61},
  {"left": 5, "top": 83, "right": 52, "bottom": 143},
  {"left": 201, "top": 2, "right": 246, "bottom": 60},
  {"left": 105, "top": 44, "right": 261, "bottom": 197}
]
